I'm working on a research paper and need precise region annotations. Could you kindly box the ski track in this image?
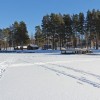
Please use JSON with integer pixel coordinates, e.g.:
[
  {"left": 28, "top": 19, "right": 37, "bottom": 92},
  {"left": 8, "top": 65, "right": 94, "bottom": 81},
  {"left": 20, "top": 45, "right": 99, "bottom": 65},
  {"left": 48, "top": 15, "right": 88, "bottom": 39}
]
[
  {"left": 8, "top": 56, "right": 100, "bottom": 88},
  {"left": 0, "top": 54, "right": 100, "bottom": 89},
  {"left": 11, "top": 58, "right": 100, "bottom": 81},
  {"left": 51, "top": 63, "right": 100, "bottom": 79},
  {"left": 39, "top": 64, "right": 100, "bottom": 88}
]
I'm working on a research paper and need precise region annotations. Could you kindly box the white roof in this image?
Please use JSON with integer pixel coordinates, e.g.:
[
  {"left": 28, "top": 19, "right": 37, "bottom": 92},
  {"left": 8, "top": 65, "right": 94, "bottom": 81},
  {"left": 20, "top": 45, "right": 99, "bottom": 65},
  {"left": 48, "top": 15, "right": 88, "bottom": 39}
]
[{"left": 29, "top": 44, "right": 38, "bottom": 47}]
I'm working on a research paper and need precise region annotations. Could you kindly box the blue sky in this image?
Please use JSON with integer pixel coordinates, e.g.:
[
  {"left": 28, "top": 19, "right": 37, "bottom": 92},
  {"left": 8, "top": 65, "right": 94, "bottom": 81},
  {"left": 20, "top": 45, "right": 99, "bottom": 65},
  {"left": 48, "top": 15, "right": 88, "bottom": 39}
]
[{"left": 0, "top": 0, "right": 100, "bottom": 35}]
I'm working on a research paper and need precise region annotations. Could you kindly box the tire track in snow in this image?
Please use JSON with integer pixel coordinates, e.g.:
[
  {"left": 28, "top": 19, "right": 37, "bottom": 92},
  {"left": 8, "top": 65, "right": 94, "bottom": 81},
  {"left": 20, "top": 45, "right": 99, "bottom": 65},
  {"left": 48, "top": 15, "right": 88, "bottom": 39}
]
[
  {"left": 11, "top": 58, "right": 100, "bottom": 67},
  {"left": 51, "top": 64, "right": 100, "bottom": 80},
  {"left": 11, "top": 59, "right": 100, "bottom": 81},
  {"left": 39, "top": 64, "right": 100, "bottom": 88},
  {"left": 7, "top": 56, "right": 100, "bottom": 88}
]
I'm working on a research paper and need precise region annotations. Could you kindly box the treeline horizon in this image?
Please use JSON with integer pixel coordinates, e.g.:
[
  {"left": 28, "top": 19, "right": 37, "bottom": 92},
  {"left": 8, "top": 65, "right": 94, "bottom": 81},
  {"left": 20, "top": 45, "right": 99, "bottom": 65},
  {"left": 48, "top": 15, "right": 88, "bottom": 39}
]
[
  {"left": 35, "top": 9, "right": 100, "bottom": 50},
  {"left": 0, "top": 21, "right": 30, "bottom": 50},
  {"left": 0, "top": 9, "right": 100, "bottom": 50}
]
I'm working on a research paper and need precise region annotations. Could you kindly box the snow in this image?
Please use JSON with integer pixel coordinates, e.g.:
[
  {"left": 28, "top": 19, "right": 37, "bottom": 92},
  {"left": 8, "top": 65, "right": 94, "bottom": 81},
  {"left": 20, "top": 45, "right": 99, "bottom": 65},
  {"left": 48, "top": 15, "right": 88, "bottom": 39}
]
[
  {"left": 0, "top": 51, "right": 100, "bottom": 100},
  {"left": 0, "top": 49, "right": 60, "bottom": 53}
]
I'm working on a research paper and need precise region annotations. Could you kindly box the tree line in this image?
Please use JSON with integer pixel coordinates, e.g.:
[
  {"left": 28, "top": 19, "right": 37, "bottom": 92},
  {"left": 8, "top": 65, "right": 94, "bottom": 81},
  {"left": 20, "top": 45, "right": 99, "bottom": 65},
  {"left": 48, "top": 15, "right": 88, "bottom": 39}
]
[
  {"left": 0, "top": 9, "right": 100, "bottom": 50},
  {"left": 0, "top": 21, "right": 30, "bottom": 50},
  {"left": 35, "top": 9, "right": 100, "bottom": 50}
]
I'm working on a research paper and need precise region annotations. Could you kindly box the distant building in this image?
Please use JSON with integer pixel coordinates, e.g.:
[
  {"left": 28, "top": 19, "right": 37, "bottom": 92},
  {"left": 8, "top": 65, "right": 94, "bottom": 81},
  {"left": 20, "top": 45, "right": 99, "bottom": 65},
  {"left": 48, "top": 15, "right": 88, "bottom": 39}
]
[
  {"left": 14, "top": 44, "right": 39, "bottom": 50},
  {"left": 27, "top": 44, "right": 39, "bottom": 50}
]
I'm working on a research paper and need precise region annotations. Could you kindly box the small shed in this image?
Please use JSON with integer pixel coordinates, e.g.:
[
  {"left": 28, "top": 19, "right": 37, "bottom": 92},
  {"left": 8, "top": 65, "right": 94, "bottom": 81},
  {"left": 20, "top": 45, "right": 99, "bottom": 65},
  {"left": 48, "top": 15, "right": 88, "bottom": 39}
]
[{"left": 27, "top": 44, "right": 39, "bottom": 50}]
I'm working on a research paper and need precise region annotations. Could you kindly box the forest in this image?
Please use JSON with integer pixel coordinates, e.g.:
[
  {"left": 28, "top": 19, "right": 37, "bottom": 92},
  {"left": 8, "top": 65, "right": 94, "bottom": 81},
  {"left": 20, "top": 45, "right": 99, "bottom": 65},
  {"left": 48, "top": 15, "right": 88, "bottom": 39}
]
[
  {"left": 0, "top": 9, "right": 100, "bottom": 50},
  {"left": 35, "top": 9, "right": 100, "bottom": 50}
]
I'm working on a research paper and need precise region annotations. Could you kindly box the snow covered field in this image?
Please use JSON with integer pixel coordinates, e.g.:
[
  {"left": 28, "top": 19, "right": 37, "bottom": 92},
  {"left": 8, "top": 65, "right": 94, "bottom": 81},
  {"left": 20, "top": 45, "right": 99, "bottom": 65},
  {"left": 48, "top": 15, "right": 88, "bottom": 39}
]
[{"left": 0, "top": 52, "right": 100, "bottom": 100}]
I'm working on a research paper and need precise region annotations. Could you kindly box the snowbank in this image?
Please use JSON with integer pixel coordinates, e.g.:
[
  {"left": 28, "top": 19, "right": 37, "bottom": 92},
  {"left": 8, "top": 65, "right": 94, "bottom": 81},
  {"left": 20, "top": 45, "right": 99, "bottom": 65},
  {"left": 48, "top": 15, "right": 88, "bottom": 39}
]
[{"left": 0, "top": 50, "right": 60, "bottom": 53}]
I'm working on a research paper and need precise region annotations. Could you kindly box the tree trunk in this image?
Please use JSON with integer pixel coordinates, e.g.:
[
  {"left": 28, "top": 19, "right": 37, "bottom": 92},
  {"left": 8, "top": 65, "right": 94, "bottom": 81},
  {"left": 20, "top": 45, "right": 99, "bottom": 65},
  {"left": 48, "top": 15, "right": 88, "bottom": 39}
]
[
  {"left": 86, "top": 38, "right": 89, "bottom": 49},
  {"left": 59, "top": 37, "right": 61, "bottom": 50},
  {"left": 96, "top": 33, "right": 99, "bottom": 50},
  {"left": 52, "top": 34, "right": 55, "bottom": 50}
]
